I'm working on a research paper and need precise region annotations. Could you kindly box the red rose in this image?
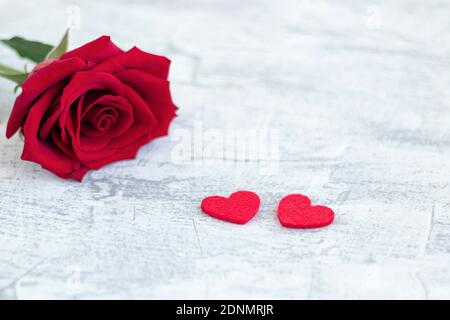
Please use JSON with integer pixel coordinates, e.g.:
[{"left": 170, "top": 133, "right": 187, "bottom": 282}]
[{"left": 6, "top": 36, "right": 176, "bottom": 181}]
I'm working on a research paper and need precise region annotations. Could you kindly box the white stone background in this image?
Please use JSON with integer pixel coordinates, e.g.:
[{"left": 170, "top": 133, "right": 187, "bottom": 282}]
[{"left": 0, "top": 0, "right": 450, "bottom": 299}]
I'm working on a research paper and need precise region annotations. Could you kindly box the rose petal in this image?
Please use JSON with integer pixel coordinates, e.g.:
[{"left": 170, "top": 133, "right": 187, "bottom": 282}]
[
  {"left": 116, "top": 69, "right": 176, "bottom": 138},
  {"left": 81, "top": 95, "right": 133, "bottom": 139},
  {"left": 108, "top": 84, "right": 157, "bottom": 149},
  {"left": 58, "top": 71, "right": 125, "bottom": 143},
  {"left": 74, "top": 84, "right": 156, "bottom": 165},
  {"left": 64, "top": 100, "right": 116, "bottom": 163},
  {"left": 93, "top": 46, "right": 170, "bottom": 79},
  {"left": 60, "top": 35, "right": 123, "bottom": 64},
  {"left": 55, "top": 164, "right": 89, "bottom": 181},
  {"left": 78, "top": 135, "right": 111, "bottom": 152},
  {"left": 38, "top": 92, "right": 63, "bottom": 140},
  {"left": 51, "top": 129, "right": 77, "bottom": 160},
  {"left": 71, "top": 166, "right": 90, "bottom": 181},
  {"left": 21, "top": 83, "right": 79, "bottom": 176},
  {"left": 85, "top": 133, "right": 153, "bottom": 170},
  {"left": 6, "top": 57, "right": 86, "bottom": 138}
]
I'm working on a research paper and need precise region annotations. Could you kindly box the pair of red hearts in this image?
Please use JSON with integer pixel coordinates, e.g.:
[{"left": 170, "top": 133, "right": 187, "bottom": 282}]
[{"left": 201, "top": 191, "right": 334, "bottom": 228}]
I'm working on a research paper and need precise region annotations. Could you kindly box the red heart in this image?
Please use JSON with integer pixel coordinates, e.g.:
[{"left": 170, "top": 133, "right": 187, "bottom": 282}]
[
  {"left": 201, "top": 191, "right": 260, "bottom": 224},
  {"left": 277, "top": 194, "right": 334, "bottom": 228}
]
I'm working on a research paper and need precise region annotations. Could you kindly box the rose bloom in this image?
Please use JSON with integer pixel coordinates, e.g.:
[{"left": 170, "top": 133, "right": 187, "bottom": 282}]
[{"left": 6, "top": 36, "right": 176, "bottom": 181}]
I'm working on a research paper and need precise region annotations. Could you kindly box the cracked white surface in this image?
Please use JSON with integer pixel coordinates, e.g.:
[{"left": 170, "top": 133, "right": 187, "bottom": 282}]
[{"left": 0, "top": 0, "right": 450, "bottom": 299}]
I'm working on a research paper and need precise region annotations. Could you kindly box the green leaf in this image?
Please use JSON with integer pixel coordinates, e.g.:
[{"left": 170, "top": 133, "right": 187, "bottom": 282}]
[
  {"left": 0, "top": 63, "right": 28, "bottom": 85},
  {"left": 46, "top": 29, "right": 69, "bottom": 60},
  {"left": 1, "top": 36, "right": 53, "bottom": 63}
]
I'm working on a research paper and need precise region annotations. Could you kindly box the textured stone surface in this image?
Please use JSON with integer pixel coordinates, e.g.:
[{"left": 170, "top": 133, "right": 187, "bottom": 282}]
[{"left": 0, "top": 0, "right": 449, "bottom": 299}]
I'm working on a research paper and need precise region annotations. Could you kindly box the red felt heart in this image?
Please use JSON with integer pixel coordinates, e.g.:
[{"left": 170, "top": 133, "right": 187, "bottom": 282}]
[
  {"left": 277, "top": 194, "right": 334, "bottom": 228},
  {"left": 201, "top": 191, "right": 260, "bottom": 224}
]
